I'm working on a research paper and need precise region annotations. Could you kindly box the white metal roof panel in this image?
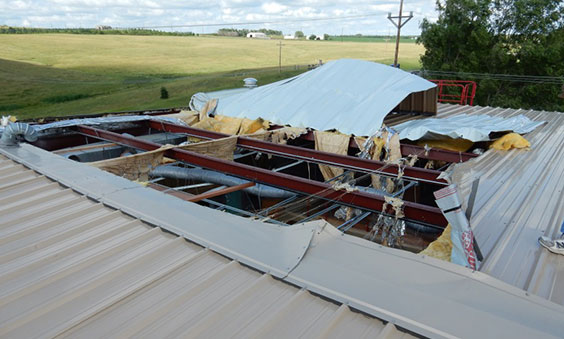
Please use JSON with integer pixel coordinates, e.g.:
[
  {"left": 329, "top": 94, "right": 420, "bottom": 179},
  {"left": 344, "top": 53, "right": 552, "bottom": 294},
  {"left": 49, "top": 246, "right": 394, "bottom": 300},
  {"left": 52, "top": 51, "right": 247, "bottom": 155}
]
[{"left": 213, "top": 59, "right": 436, "bottom": 136}]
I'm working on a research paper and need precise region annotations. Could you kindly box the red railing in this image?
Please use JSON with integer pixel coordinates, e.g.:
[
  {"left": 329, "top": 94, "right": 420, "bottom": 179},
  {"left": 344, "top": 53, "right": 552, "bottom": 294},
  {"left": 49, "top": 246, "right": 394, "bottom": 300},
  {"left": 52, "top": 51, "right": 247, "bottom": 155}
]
[{"left": 430, "top": 80, "right": 477, "bottom": 106}]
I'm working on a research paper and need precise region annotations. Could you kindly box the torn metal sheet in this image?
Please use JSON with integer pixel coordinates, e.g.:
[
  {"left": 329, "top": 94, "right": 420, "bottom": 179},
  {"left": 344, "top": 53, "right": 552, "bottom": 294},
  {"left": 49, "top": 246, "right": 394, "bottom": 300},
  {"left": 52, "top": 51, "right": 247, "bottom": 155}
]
[
  {"left": 437, "top": 103, "right": 564, "bottom": 307},
  {"left": 0, "top": 115, "right": 188, "bottom": 137},
  {"left": 394, "top": 113, "right": 545, "bottom": 142},
  {"left": 207, "top": 59, "right": 436, "bottom": 136}
]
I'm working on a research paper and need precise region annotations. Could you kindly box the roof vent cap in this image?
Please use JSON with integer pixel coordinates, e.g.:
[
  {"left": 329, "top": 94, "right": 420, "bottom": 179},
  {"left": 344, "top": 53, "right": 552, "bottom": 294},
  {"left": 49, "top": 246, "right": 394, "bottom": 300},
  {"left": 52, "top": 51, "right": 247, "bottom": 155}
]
[{"left": 243, "top": 78, "right": 257, "bottom": 88}]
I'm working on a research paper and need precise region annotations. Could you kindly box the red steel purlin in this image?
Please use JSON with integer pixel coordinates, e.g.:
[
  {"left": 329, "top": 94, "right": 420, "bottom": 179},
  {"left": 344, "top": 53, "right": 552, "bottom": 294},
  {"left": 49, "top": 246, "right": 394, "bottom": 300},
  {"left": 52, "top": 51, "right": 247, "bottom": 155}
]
[
  {"left": 146, "top": 120, "right": 448, "bottom": 185},
  {"left": 76, "top": 124, "right": 447, "bottom": 226}
]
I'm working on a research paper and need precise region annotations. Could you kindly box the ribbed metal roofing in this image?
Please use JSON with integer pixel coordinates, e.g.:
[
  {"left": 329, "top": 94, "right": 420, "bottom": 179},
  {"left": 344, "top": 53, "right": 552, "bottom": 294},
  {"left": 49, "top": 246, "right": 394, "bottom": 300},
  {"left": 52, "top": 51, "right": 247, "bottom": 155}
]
[
  {"left": 438, "top": 103, "right": 564, "bottom": 306},
  {"left": 0, "top": 154, "right": 409, "bottom": 338},
  {"left": 213, "top": 59, "right": 436, "bottom": 136},
  {"left": 2, "top": 144, "right": 563, "bottom": 338}
]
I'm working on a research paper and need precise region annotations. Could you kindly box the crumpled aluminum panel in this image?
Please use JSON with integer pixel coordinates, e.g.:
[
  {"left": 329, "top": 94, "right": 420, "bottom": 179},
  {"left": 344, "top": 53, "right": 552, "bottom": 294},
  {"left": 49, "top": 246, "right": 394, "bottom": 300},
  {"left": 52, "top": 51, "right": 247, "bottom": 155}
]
[
  {"left": 0, "top": 115, "right": 187, "bottom": 137},
  {"left": 394, "top": 113, "right": 545, "bottom": 141}
]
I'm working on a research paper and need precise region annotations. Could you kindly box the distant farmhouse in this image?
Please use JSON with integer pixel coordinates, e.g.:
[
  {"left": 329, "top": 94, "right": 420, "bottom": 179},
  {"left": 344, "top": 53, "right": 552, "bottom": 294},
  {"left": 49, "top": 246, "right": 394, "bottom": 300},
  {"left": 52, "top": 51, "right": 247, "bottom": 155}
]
[
  {"left": 246, "top": 32, "right": 267, "bottom": 39},
  {"left": 283, "top": 35, "right": 295, "bottom": 40}
]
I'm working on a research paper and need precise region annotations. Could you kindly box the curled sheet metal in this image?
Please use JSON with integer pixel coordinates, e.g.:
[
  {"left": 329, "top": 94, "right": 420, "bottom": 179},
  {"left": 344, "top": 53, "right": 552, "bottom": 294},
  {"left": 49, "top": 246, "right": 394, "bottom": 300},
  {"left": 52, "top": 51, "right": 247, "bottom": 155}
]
[
  {"left": 211, "top": 59, "right": 436, "bottom": 136},
  {"left": 0, "top": 115, "right": 188, "bottom": 136},
  {"left": 394, "top": 113, "right": 545, "bottom": 142}
]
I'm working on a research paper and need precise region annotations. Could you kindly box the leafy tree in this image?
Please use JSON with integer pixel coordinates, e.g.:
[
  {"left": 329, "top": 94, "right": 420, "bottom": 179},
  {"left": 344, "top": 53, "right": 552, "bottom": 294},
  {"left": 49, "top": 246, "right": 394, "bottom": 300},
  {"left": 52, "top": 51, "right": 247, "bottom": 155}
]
[
  {"left": 323, "top": 34, "right": 329, "bottom": 40},
  {"left": 295, "top": 30, "right": 304, "bottom": 38},
  {"left": 418, "top": 0, "right": 564, "bottom": 111},
  {"left": 308, "top": 34, "right": 317, "bottom": 40}
]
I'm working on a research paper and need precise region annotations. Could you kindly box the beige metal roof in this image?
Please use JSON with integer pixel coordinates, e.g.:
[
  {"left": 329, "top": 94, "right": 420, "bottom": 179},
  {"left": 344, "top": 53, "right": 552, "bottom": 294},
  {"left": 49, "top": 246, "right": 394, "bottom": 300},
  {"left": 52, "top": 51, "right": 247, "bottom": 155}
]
[
  {"left": 438, "top": 104, "right": 564, "bottom": 306},
  {"left": 0, "top": 154, "right": 407, "bottom": 338},
  {"left": 2, "top": 140, "right": 564, "bottom": 338}
]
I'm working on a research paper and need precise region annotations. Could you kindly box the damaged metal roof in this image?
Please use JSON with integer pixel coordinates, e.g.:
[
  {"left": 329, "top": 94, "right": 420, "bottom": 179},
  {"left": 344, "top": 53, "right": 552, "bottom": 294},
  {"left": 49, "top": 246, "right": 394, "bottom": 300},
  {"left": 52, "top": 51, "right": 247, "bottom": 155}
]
[
  {"left": 394, "top": 113, "right": 546, "bottom": 142},
  {"left": 1, "top": 144, "right": 563, "bottom": 338},
  {"left": 439, "top": 103, "right": 564, "bottom": 306},
  {"left": 0, "top": 152, "right": 410, "bottom": 338},
  {"left": 212, "top": 59, "right": 436, "bottom": 136}
]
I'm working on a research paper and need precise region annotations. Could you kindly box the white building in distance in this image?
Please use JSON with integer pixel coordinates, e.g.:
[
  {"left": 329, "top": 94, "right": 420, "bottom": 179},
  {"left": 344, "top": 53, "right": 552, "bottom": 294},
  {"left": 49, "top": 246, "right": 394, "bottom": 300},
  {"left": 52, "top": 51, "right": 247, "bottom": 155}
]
[{"left": 246, "top": 32, "right": 267, "bottom": 39}]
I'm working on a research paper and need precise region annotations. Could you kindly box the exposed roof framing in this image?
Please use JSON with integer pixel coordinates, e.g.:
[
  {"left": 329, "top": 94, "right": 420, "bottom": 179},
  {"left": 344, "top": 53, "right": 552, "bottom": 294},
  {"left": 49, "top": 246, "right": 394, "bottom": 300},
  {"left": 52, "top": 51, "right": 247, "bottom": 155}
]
[
  {"left": 298, "top": 130, "right": 478, "bottom": 163},
  {"left": 145, "top": 120, "right": 448, "bottom": 185},
  {"left": 76, "top": 124, "right": 447, "bottom": 226}
]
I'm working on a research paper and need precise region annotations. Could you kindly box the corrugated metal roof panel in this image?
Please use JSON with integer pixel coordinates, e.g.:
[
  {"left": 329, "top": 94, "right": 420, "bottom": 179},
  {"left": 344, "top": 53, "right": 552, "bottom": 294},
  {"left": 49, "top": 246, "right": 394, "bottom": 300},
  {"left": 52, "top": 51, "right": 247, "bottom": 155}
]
[
  {"left": 0, "top": 157, "right": 408, "bottom": 339},
  {"left": 213, "top": 59, "right": 436, "bottom": 136},
  {"left": 438, "top": 103, "right": 564, "bottom": 305},
  {"left": 2, "top": 144, "right": 563, "bottom": 338}
]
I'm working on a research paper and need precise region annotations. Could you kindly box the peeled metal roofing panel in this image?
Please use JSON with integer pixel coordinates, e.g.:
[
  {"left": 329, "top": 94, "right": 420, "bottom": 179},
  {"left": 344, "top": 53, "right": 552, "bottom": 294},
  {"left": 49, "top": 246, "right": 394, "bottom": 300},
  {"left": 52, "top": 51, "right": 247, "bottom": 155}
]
[
  {"left": 2, "top": 144, "right": 563, "bottom": 338},
  {"left": 0, "top": 157, "right": 403, "bottom": 339},
  {"left": 394, "top": 113, "right": 546, "bottom": 141},
  {"left": 438, "top": 104, "right": 564, "bottom": 306},
  {"left": 214, "top": 59, "right": 436, "bottom": 136}
]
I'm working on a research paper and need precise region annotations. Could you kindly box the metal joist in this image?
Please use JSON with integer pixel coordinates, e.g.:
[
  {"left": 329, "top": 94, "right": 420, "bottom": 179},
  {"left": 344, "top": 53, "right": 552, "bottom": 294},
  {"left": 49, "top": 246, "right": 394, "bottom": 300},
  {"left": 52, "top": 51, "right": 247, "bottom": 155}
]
[
  {"left": 299, "top": 130, "right": 478, "bottom": 163},
  {"left": 146, "top": 121, "right": 448, "bottom": 185},
  {"left": 76, "top": 125, "right": 447, "bottom": 226}
]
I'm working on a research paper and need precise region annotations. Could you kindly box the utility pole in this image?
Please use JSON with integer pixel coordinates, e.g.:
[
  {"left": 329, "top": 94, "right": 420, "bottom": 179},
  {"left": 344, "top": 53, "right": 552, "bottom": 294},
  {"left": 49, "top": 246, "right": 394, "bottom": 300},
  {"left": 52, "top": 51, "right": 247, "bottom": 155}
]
[
  {"left": 387, "top": 0, "right": 413, "bottom": 68},
  {"left": 278, "top": 41, "right": 284, "bottom": 73}
]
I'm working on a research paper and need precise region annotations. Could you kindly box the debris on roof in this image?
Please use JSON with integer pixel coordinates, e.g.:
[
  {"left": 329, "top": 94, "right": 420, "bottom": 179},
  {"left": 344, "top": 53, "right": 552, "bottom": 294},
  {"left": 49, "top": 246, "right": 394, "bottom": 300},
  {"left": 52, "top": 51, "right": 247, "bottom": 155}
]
[
  {"left": 440, "top": 104, "right": 564, "bottom": 305},
  {"left": 394, "top": 113, "right": 545, "bottom": 142},
  {"left": 489, "top": 132, "right": 530, "bottom": 150},
  {"left": 420, "top": 223, "right": 452, "bottom": 261}
]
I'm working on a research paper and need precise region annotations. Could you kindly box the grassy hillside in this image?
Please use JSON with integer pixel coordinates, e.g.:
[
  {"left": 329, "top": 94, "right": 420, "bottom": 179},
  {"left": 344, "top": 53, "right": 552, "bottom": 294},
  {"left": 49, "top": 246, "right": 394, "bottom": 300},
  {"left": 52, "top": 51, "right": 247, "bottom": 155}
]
[{"left": 0, "top": 34, "right": 424, "bottom": 119}]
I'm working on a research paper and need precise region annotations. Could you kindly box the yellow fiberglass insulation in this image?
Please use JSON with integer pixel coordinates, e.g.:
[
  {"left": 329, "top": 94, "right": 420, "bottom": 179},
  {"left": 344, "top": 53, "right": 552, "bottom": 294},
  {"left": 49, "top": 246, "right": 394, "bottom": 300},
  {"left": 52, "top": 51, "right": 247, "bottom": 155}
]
[
  {"left": 490, "top": 132, "right": 530, "bottom": 150},
  {"left": 419, "top": 224, "right": 452, "bottom": 262},
  {"left": 191, "top": 115, "right": 270, "bottom": 136},
  {"left": 416, "top": 138, "right": 474, "bottom": 152}
]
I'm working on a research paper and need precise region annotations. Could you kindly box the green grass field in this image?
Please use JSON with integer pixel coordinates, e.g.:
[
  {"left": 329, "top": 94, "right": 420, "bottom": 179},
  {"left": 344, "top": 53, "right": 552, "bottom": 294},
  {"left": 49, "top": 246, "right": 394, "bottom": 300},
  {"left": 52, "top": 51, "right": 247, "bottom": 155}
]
[{"left": 0, "top": 34, "right": 424, "bottom": 119}]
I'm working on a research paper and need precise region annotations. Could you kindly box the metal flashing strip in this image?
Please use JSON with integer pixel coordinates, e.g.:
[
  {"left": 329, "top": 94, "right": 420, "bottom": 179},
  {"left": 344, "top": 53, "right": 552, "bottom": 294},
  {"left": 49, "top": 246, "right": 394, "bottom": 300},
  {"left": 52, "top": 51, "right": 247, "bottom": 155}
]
[
  {"left": 285, "top": 226, "right": 564, "bottom": 339},
  {"left": 2, "top": 144, "right": 563, "bottom": 338},
  {"left": 0, "top": 144, "right": 316, "bottom": 278}
]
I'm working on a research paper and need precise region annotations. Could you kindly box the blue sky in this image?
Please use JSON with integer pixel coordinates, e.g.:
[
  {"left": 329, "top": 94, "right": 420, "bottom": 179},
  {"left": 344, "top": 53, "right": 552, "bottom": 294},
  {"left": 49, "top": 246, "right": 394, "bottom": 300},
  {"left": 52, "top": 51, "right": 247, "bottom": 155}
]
[{"left": 0, "top": 0, "right": 439, "bottom": 35}]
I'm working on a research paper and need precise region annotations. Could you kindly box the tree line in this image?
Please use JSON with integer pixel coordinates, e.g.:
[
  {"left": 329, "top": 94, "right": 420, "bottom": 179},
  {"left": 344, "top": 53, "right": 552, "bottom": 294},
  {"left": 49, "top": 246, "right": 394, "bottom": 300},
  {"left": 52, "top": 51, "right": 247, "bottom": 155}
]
[
  {"left": 217, "top": 28, "right": 282, "bottom": 37},
  {"left": 0, "top": 26, "right": 195, "bottom": 36},
  {"left": 418, "top": 0, "right": 564, "bottom": 111}
]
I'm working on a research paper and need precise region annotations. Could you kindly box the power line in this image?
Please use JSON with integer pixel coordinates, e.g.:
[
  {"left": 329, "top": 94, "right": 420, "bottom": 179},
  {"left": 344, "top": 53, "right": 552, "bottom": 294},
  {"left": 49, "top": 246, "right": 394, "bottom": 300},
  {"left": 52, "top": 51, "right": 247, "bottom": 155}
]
[
  {"left": 420, "top": 70, "right": 564, "bottom": 84},
  {"left": 116, "top": 12, "right": 385, "bottom": 30}
]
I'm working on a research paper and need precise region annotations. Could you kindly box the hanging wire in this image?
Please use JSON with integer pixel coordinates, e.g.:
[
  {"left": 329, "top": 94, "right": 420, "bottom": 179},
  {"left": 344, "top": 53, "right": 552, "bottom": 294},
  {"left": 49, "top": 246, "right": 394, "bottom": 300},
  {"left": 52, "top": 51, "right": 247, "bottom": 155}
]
[
  {"left": 259, "top": 143, "right": 430, "bottom": 224},
  {"left": 419, "top": 70, "right": 564, "bottom": 85}
]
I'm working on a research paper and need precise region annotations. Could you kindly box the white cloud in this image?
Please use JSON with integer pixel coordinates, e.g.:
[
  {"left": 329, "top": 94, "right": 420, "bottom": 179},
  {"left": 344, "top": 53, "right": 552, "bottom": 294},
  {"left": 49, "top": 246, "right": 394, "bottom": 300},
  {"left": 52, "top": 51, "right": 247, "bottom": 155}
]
[
  {"left": 261, "top": 2, "right": 287, "bottom": 14},
  {"left": 0, "top": 0, "right": 437, "bottom": 35}
]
